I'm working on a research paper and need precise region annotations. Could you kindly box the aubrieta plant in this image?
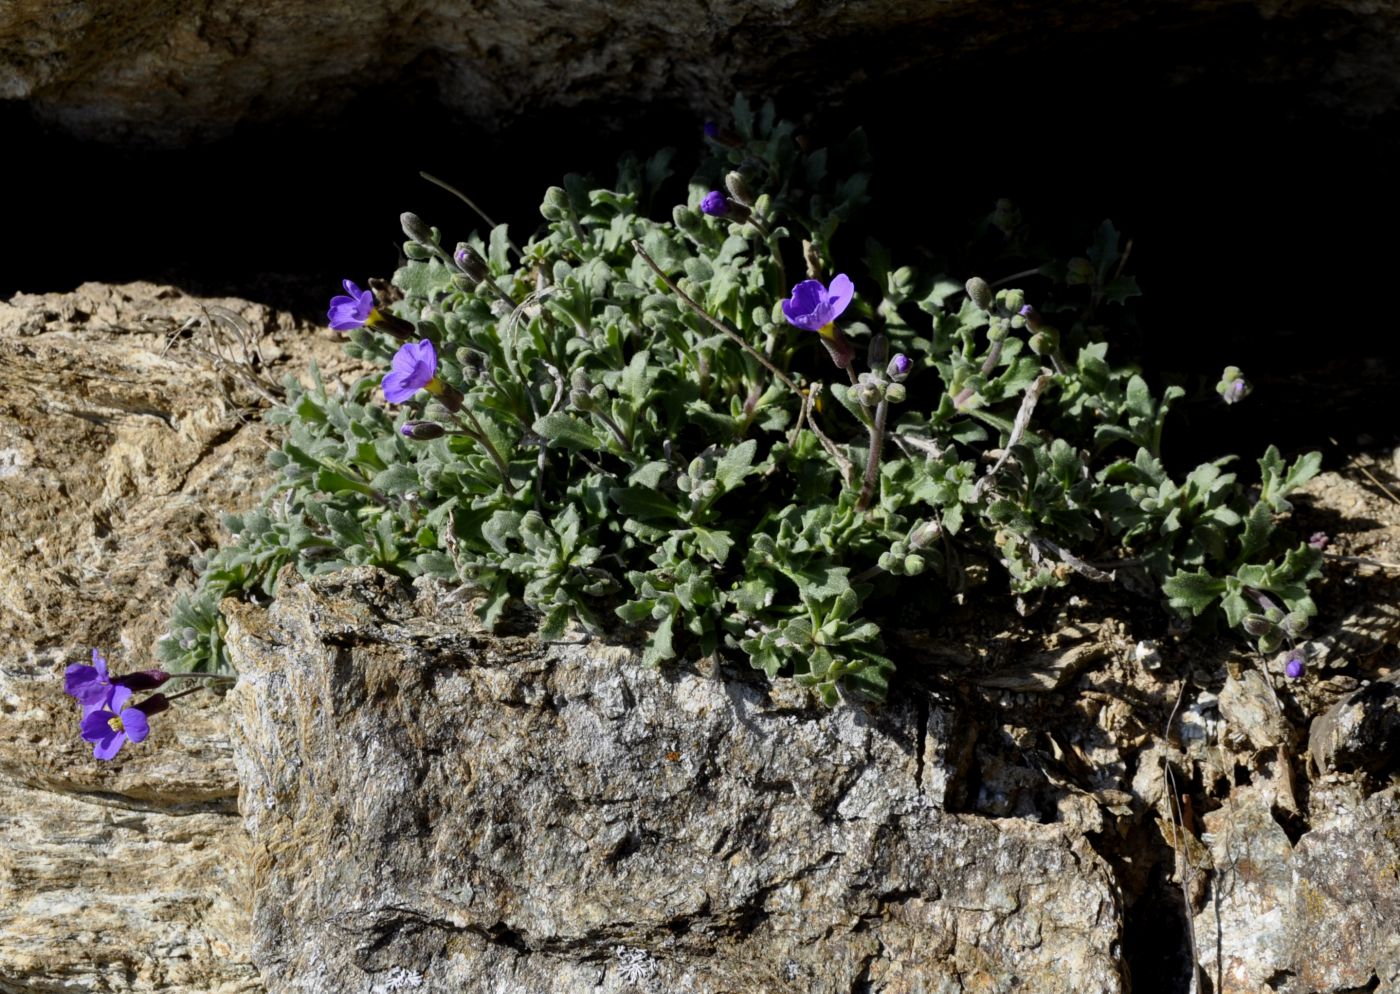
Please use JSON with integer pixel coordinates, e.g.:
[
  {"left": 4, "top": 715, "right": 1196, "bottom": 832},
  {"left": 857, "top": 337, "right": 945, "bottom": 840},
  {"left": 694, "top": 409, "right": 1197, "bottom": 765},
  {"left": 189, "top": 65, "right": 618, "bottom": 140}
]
[{"left": 159, "top": 96, "right": 1322, "bottom": 704}]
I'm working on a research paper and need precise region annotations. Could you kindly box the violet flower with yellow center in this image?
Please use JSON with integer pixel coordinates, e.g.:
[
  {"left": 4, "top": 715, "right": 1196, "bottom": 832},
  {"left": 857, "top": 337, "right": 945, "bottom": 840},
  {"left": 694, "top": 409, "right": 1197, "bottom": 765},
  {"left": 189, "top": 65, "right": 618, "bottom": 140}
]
[
  {"left": 79, "top": 685, "right": 152, "bottom": 760},
  {"left": 327, "top": 279, "right": 379, "bottom": 331},
  {"left": 382, "top": 339, "right": 443, "bottom": 404},
  {"left": 782, "top": 274, "right": 854, "bottom": 341}
]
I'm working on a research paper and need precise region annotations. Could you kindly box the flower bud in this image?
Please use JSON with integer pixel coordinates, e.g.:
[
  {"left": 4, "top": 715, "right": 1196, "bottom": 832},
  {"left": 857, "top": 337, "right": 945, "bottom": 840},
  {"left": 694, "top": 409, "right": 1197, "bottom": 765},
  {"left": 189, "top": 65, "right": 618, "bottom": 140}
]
[
  {"left": 700, "top": 191, "right": 728, "bottom": 217},
  {"left": 1001, "top": 288, "right": 1025, "bottom": 313},
  {"left": 541, "top": 186, "right": 570, "bottom": 221},
  {"left": 453, "top": 243, "right": 492, "bottom": 284},
  {"left": 113, "top": 669, "right": 171, "bottom": 692},
  {"left": 867, "top": 334, "right": 889, "bottom": 369},
  {"left": 857, "top": 382, "right": 883, "bottom": 408},
  {"left": 986, "top": 318, "right": 1009, "bottom": 343},
  {"left": 903, "top": 554, "right": 926, "bottom": 576},
  {"left": 910, "top": 520, "right": 942, "bottom": 548},
  {"left": 400, "top": 420, "right": 446, "bottom": 441},
  {"left": 1308, "top": 531, "right": 1329, "bottom": 551},
  {"left": 1242, "top": 615, "right": 1274, "bottom": 637},
  {"left": 569, "top": 388, "right": 596, "bottom": 412},
  {"left": 887, "top": 354, "right": 912, "bottom": 381},
  {"left": 724, "top": 171, "right": 754, "bottom": 207},
  {"left": 134, "top": 694, "right": 172, "bottom": 718},
  {"left": 884, "top": 383, "right": 907, "bottom": 404},
  {"left": 1285, "top": 656, "right": 1305, "bottom": 679},
  {"left": 400, "top": 212, "right": 436, "bottom": 247},
  {"left": 1217, "top": 366, "right": 1251, "bottom": 405},
  {"left": 1028, "top": 327, "right": 1060, "bottom": 356},
  {"left": 965, "top": 277, "right": 993, "bottom": 312}
]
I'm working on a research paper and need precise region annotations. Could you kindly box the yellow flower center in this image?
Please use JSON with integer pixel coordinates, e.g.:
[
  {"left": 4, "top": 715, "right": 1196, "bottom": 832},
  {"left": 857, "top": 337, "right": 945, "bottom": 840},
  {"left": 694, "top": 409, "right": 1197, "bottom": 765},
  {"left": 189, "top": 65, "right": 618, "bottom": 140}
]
[
  {"left": 107, "top": 714, "right": 125, "bottom": 734},
  {"left": 817, "top": 321, "right": 838, "bottom": 341},
  {"left": 424, "top": 376, "right": 445, "bottom": 397}
]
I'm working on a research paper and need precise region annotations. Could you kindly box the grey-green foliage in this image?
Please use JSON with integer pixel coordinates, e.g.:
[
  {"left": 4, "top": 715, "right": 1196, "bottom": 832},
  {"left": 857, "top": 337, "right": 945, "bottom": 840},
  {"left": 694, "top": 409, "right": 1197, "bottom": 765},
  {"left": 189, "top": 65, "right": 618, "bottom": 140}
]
[{"left": 161, "top": 96, "right": 1321, "bottom": 701}]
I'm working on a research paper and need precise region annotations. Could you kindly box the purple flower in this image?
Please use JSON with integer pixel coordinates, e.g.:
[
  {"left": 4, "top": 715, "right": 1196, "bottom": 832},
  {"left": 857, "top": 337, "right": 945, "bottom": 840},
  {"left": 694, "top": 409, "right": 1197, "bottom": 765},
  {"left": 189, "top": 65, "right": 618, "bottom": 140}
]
[
  {"left": 79, "top": 685, "right": 152, "bottom": 760},
  {"left": 1285, "top": 656, "right": 1305, "bottom": 679},
  {"left": 382, "top": 340, "right": 438, "bottom": 404},
  {"left": 1308, "top": 531, "right": 1330, "bottom": 551},
  {"left": 1223, "top": 379, "right": 1247, "bottom": 404},
  {"left": 781, "top": 274, "right": 854, "bottom": 335},
  {"left": 65, "top": 648, "right": 113, "bottom": 710},
  {"left": 328, "top": 279, "right": 376, "bottom": 331},
  {"left": 888, "top": 353, "right": 912, "bottom": 380},
  {"left": 700, "top": 191, "right": 728, "bottom": 217},
  {"left": 703, "top": 121, "right": 720, "bottom": 138}
]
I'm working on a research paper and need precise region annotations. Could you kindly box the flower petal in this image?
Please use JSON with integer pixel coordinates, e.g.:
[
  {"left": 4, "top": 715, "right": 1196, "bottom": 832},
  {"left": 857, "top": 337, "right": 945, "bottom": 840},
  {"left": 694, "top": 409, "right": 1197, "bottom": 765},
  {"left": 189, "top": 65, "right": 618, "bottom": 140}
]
[
  {"left": 80, "top": 709, "right": 115, "bottom": 743},
  {"left": 382, "top": 369, "right": 416, "bottom": 404},
  {"left": 93, "top": 733, "right": 125, "bottom": 761},
  {"left": 65, "top": 663, "right": 98, "bottom": 698},
  {"left": 824, "top": 273, "right": 854, "bottom": 321},
  {"left": 122, "top": 708, "right": 151, "bottom": 744},
  {"left": 342, "top": 279, "right": 361, "bottom": 297},
  {"left": 108, "top": 685, "right": 132, "bottom": 711},
  {"left": 782, "top": 280, "right": 827, "bottom": 331}
]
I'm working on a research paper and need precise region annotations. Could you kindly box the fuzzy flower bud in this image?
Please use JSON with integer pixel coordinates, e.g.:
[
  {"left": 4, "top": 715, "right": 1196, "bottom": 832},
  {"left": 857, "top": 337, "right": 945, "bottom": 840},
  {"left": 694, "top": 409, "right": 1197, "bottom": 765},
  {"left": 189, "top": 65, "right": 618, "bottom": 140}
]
[
  {"left": 400, "top": 420, "right": 447, "bottom": 441},
  {"left": 1028, "top": 327, "right": 1060, "bottom": 356},
  {"left": 541, "top": 186, "right": 570, "bottom": 221},
  {"left": 400, "top": 212, "right": 436, "bottom": 247},
  {"left": 965, "top": 277, "right": 993, "bottom": 312},
  {"left": 1285, "top": 656, "right": 1305, "bottom": 679},
  {"left": 1217, "top": 366, "right": 1251, "bottom": 405},
  {"left": 887, "top": 354, "right": 912, "bottom": 382},
  {"left": 884, "top": 383, "right": 907, "bottom": 404},
  {"left": 856, "top": 381, "right": 883, "bottom": 408},
  {"left": 453, "top": 243, "right": 492, "bottom": 284},
  {"left": 700, "top": 190, "right": 728, "bottom": 217},
  {"left": 1001, "top": 288, "right": 1025, "bottom": 313},
  {"left": 724, "top": 171, "right": 754, "bottom": 207}
]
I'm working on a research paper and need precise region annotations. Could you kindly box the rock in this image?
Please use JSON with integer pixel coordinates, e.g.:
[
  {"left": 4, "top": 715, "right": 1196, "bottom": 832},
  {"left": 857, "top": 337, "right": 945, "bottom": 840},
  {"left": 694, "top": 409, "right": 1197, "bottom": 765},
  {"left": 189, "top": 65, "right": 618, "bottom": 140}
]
[
  {"left": 5, "top": 2, "right": 1400, "bottom": 144},
  {"left": 1309, "top": 671, "right": 1400, "bottom": 779},
  {"left": 225, "top": 567, "right": 1127, "bottom": 994},
  {"left": 1193, "top": 785, "right": 1400, "bottom": 993},
  {"left": 0, "top": 282, "right": 353, "bottom": 993}
]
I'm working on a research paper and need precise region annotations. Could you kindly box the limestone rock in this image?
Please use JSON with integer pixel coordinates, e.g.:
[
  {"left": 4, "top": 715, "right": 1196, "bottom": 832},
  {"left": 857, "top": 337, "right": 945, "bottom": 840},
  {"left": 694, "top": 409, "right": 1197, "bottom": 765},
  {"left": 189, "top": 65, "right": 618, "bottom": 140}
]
[
  {"left": 0, "top": 282, "right": 351, "bottom": 993},
  {"left": 225, "top": 567, "right": 1127, "bottom": 994},
  {"left": 4, "top": 1, "right": 1400, "bottom": 144}
]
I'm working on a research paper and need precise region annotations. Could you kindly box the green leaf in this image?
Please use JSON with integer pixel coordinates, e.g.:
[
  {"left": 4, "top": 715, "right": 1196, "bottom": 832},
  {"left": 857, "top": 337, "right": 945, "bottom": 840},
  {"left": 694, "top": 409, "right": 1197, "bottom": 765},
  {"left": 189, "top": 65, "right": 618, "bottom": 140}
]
[
  {"left": 643, "top": 615, "right": 675, "bottom": 666},
  {"left": 533, "top": 413, "right": 605, "bottom": 451},
  {"left": 611, "top": 487, "right": 681, "bottom": 520},
  {"left": 691, "top": 526, "right": 734, "bottom": 564},
  {"left": 714, "top": 438, "right": 758, "bottom": 491},
  {"left": 1162, "top": 569, "right": 1226, "bottom": 616},
  {"left": 392, "top": 258, "right": 455, "bottom": 299}
]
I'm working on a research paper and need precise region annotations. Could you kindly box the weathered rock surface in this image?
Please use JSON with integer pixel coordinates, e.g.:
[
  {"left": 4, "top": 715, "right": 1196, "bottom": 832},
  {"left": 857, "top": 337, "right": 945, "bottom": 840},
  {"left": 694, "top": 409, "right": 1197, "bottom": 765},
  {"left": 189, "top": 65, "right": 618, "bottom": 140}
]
[
  {"left": 1193, "top": 785, "right": 1400, "bottom": 994},
  {"left": 225, "top": 567, "right": 1128, "bottom": 994},
  {"left": 1309, "top": 670, "right": 1400, "bottom": 779},
  {"left": 0, "top": 283, "right": 354, "bottom": 993},
  {"left": 4, "top": 0, "right": 1400, "bottom": 144}
]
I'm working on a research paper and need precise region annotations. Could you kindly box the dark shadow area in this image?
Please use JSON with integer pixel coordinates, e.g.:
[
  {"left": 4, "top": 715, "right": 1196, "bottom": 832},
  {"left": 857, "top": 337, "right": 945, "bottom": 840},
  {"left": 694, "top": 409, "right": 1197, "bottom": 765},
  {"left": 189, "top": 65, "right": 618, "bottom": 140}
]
[{"left": 3, "top": 3, "right": 1398, "bottom": 475}]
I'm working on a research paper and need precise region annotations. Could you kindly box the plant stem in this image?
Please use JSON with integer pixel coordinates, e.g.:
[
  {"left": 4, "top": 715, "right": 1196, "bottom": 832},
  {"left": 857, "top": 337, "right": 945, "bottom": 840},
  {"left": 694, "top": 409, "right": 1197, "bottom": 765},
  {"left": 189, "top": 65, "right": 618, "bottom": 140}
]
[
  {"left": 451, "top": 410, "right": 518, "bottom": 495},
  {"left": 856, "top": 397, "right": 889, "bottom": 512},
  {"left": 631, "top": 240, "right": 800, "bottom": 396}
]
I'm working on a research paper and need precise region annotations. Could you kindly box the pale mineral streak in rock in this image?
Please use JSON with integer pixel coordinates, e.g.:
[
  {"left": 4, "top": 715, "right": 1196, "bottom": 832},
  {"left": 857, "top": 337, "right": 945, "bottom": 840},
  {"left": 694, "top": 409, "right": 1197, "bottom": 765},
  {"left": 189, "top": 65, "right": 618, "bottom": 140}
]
[
  {"left": 0, "top": 282, "right": 350, "bottom": 994},
  {"left": 224, "top": 567, "right": 1128, "bottom": 994}
]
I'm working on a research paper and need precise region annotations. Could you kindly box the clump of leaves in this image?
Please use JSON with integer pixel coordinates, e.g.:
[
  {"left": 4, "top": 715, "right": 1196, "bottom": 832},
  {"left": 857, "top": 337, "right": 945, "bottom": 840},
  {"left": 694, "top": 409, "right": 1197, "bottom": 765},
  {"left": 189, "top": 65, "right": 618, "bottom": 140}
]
[{"left": 162, "top": 96, "right": 1321, "bottom": 703}]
